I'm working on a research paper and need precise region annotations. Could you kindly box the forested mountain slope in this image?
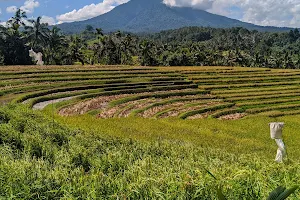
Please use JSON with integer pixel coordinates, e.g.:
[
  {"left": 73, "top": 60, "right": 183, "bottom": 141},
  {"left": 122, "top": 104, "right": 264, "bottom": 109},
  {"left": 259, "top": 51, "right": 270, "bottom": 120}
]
[{"left": 57, "top": 0, "right": 292, "bottom": 34}]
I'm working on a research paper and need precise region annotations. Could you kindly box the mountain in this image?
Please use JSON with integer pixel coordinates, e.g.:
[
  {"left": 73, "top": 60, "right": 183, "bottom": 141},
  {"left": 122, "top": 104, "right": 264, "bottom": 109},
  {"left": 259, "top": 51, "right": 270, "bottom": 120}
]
[{"left": 57, "top": 0, "right": 293, "bottom": 34}]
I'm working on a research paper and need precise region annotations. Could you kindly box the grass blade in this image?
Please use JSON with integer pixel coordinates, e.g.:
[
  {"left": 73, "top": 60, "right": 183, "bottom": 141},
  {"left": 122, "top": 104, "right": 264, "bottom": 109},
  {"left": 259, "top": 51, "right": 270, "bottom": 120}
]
[
  {"left": 217, "top": 187, "right": 227, "bottom": 200},
  {"left": 267, "top": 186, "right": 286, "bottom": 200},
  {"left": 277, "top": 186, "right": 299, "bottom": 200}
]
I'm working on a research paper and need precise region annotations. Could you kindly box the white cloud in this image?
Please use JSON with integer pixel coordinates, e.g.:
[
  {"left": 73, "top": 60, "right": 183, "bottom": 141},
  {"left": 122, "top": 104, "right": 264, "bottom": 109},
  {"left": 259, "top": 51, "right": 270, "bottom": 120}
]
[
  {"left": 56, "top": 0, "right": 129, "bottom": 23},
  {"left": 6, "top": 6, "right": 17, "bottom": 13},
  {"left": 0, "top": 22, "right": 6, "bottom": 27},
  {"left": 6, "top": 0, "right": 39, "bottom": 14},
  {"left": 163, "top": 0, "right": 214, "bottom": 10},
  {"left": 163, "top": 0, "right": 300, "bottom": 27},
  {"left": 20, "top": 0, "right": 40, "bottom": 14},
  {"left": 40, "top": 15, "right": 56, "bottom": 25}
]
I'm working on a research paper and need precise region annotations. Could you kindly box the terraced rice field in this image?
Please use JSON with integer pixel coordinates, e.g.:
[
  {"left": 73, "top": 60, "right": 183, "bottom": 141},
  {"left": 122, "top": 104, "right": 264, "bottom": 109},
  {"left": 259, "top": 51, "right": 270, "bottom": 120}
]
[{"left": 2, "top": 65, "right": 300, "bottom": 119}]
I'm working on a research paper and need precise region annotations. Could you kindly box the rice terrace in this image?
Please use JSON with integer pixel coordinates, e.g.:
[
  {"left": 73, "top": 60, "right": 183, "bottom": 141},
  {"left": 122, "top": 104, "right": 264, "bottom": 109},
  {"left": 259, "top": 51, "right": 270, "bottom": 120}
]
[
  {"left": 2, "top": 0, "right": 300, "bottom": 198},
  {"left": 1, "top": 65, "right": 300, "bottom": 199},
  {"left": 5, "top": 65, "right": 300, "bottom": 119}
]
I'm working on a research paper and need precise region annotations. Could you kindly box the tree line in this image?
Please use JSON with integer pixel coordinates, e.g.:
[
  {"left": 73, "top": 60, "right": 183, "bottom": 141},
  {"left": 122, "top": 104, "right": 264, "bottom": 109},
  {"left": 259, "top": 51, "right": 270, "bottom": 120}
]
[
  {"left": 145, "top": 26, "right": 300, "bottom": 68},
  {"left": 1, "top": 9, "right": 300, "bottom": 69}
]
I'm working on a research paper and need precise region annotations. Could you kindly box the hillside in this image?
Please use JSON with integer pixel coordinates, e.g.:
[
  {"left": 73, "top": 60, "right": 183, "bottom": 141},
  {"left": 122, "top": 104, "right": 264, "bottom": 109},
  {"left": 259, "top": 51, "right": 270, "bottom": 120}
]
[
  {"left": 57, "top": 0, "right": 292, "bottom": 34},
  {"left": 3, "top": 65, "right": 300, "bottom": 118},
  {"left": 1, "top": 65, "right": 300, "bottom": 198}
]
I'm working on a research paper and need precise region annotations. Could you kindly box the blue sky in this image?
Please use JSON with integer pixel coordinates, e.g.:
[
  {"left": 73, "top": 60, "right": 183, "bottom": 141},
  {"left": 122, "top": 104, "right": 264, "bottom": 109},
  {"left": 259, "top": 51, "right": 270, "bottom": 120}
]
[
  {"left": 0, "top": 0, "right": 300, "bottom": 27},
  {"left": 0, "top": 0, "right": 108, "bottom": 24}
]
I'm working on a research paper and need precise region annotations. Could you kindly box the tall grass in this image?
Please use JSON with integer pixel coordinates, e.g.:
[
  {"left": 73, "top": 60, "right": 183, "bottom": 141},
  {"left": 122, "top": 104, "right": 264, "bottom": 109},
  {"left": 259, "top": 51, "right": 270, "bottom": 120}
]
[{"left": 0, "top": 104, "right": 300, "bottom": 199}]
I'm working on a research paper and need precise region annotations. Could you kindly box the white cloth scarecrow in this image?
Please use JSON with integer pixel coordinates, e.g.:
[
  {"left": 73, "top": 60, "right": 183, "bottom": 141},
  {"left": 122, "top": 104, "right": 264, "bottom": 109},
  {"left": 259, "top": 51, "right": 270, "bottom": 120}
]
[
  {"left": 29, "top": 49, "right": 44, "bottom": 66},
  {"left": 269, "top": 122, "right": 286, "bottom": 163}
]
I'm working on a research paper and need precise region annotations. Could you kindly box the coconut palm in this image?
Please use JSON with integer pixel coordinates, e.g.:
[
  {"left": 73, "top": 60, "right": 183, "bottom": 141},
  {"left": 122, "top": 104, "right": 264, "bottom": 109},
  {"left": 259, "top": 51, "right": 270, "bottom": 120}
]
[
  {"left": 95, "top": 28, "right": 104, "bottom": 38},
  {"left": 0, "top": 14, "right": 32, "bottom": 65},
  {"left": 120, "top": 34, "right": 135, "bottom": 64},
  {"left": 64, "top": 35, "right": 86, "bottom": 65},
  {"left": 48, "top": 26, "right": 65, "bottom": 49},
  {"left": 24, "top": 16, "right": 50, "bottom": 50},
  {"left": 44, "top": 26, "right": 66, "bottom": 64},
  {"left": 90, "top": 35, "right": 106, "bottom": 64},
  {"left": 139, "top": 40, "right": 157, "bottom": 66},
  {"left": 113, "top": 31, "right": 123, "bottom": 64},
  {"left": 7, "top": 9, "right": 27, "bottom": 30}
]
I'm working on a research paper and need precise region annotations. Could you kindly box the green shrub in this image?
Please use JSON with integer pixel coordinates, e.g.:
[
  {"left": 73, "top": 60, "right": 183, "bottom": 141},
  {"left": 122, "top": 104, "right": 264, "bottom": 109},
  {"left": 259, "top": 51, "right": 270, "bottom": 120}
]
[
  {"left": 10, "top": 118, "right": 27, "bottom": 133},
  {"left": 0, "top": 110, "right": 10, "bottom": 124},
  {"left": 71, "top": 153, "right": 91, "bottom": 172},
  {"left": 0, "top": 124, "right": 24, "bottom": 151}
]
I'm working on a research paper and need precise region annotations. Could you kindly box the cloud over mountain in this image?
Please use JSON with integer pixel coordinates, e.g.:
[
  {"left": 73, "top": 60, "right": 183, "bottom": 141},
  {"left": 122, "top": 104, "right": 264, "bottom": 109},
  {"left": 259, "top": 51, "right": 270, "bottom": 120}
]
[
  {"left": 163, "top": 0, "right": 300, "bottom": 27},
  {"left": 1, "top": 0, "right": 300, "bottom": 28},
  {"left": 56, "top": 0, "right": 129, "bottom": 24},
  {"left": 163, "top": 0, "right": 214, "bottom": 10}
]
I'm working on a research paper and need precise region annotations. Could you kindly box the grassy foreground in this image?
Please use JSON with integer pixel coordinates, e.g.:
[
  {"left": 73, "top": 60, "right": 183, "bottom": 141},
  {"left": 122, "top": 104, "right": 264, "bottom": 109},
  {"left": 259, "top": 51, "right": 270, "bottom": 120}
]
[{"left": 0, "top": 104, "right": 299, "bottom": 199}]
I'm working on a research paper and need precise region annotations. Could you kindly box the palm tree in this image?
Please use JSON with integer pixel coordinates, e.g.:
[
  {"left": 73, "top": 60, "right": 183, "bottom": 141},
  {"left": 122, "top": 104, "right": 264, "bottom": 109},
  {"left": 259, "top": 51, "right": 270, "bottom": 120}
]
[
  {"left": 48, "top": 26, "right": 65, "bottom": 48},
  {"left": 105, "top": 35, "right": 119, "bottom": 64},
  {"left": 25, "top": 16, "right": 50, "bottom": 50},
  {"left": 95, "top": 28, "right": 104, "bottom": 38},
  {"left": 139, "top": 40, "right": 157, "bottom": 66},
  {"left": 90, "top": 27, "right": 105, "bottom": 64},
  {"left": 113, "top": 31, "right": 122, "bottom": 64},
  {"left": 121, "top": 34, "right": 134, "bottom": 64},
  {"left": 283, "top": 52, "right": 294, "bottom": 69},
  {"left": 90, "top": 35, "right": 106, "bottom": 64},
  {"left": 7, "top": 9, "right": 27, "bottom": 30},
  {"left": 44, "top": 26, "right": 66, "bottom": 64},
  {"left": 0, "top": 10, "right": 33, "bottom": 65},
  {"left": 65, "top": 35, "right": 86, "bottom": 65},
  {"left": 82, "top": 25, "right": 95, "bottom": 40}
]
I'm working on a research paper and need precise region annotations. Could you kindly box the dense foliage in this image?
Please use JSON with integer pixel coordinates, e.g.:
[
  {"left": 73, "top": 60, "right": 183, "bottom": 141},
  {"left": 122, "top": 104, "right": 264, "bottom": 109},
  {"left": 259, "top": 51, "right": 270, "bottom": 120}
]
[
  {"left": 1, "top": 9, "right": 300, "bottom": 68},
  {"left": 145, "top": 27, "right": 300, "bottom": 68}
]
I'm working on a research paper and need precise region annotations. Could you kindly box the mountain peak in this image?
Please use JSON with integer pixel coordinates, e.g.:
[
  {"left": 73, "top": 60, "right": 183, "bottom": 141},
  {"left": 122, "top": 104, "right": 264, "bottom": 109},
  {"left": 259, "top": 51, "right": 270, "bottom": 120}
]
[{"left": 57, "top": 0, "right": 292, "bottom": 34}]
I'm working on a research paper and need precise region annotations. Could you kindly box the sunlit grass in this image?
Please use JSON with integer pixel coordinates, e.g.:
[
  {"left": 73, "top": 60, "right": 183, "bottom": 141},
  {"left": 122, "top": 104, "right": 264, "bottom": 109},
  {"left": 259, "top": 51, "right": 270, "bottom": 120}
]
[
  {"left": 44, "top": 105, "right": 300, "bottom": 159},
  {"left": 40, "top": 105, "right": 300, "bottom": 199},
  {"left": 2, "top": 65, "right": 300, "bottom": 198}
]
